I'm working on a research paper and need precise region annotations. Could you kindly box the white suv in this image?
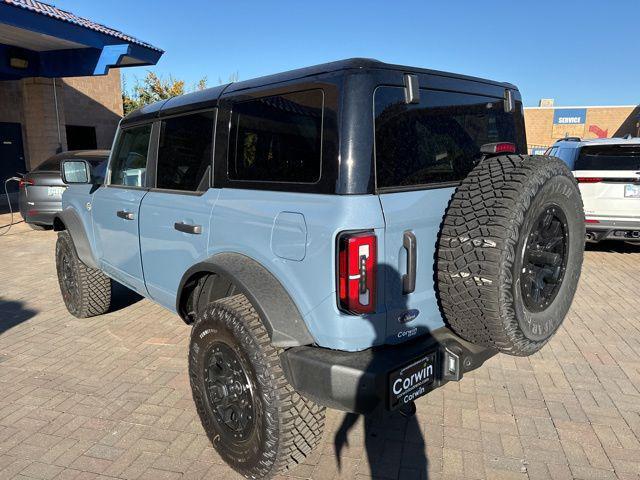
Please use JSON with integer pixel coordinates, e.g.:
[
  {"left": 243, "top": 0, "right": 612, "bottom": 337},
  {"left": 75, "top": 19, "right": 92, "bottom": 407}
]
[{"left": 547, "top": 137, "right": 640, "bottom": 243}]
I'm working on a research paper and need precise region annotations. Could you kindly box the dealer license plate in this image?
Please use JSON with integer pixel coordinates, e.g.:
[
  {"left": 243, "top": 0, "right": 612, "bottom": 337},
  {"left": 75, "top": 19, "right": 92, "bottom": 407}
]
[
  {"left": 388, "top": 352, "right": 436, "bottom": 410},
  {"left": 47, "top": 186, "right": 65, "bottom": 197},
  {"left": 624, "top": 184, "right": 640, "bottom": 198}
]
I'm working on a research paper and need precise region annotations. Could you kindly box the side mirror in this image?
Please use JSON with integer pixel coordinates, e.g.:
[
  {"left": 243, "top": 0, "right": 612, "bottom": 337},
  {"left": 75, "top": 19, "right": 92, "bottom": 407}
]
[{"left": 61, "top": 160, "right": 91, "bottom": 184}]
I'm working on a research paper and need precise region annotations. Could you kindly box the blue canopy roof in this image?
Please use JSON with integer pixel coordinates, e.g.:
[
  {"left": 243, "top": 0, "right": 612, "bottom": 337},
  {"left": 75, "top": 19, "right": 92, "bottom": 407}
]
[{"left": 0, "top": 0, "right": 163, "bottom": 80}]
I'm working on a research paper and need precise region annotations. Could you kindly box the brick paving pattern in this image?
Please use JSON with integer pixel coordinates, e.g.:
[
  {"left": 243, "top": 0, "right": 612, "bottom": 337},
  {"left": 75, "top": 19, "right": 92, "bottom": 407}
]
[{"left": 1, "top": 213, "right": 640, "bottom": 479}]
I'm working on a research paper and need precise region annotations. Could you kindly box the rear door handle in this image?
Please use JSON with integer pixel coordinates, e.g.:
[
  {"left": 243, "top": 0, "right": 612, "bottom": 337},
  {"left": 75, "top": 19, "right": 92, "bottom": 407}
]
[
  {"left": 402, "top": 231, "right": 417, "bottom": 294},
  {"left": 174, "top": 222, "right": 202, "bottom": 235},
  {"left": 116, "top": 210, "right": 134, "bottom": 220}
]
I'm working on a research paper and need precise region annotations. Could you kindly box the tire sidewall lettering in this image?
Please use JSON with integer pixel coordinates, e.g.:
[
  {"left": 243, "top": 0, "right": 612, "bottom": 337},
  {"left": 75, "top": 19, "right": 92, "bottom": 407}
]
[{"left": 511, "top": 174, "right": 584, "bottom": 343}]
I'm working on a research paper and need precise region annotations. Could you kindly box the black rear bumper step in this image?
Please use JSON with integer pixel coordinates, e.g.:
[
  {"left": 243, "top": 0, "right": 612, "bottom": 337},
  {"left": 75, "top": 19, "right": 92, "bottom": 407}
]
[{"left": 280, "top": 327, "right": 496, "bottom": 414}]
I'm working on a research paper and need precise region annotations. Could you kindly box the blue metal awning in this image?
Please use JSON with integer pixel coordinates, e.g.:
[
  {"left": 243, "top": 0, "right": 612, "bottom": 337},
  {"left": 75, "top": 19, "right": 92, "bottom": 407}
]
[{"left": 0, "top": 0, "right": 163, "bottom": 80}]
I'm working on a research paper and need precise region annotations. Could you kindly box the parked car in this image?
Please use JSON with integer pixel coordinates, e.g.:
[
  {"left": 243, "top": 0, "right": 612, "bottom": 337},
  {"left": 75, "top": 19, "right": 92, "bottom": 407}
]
[
  {"left": 19, "top": 150, "right": 109, "bottom": 230},
  {"left": 53, "top": 59, "right": 584, "bottom": 479},
  {"left": 546, "top": 137, "right": 640, "bottom": 243}
]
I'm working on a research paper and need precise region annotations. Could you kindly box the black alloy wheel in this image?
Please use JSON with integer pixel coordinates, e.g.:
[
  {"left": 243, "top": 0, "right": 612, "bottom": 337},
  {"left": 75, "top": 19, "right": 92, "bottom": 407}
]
[
  {"left": 204, "top": 341, "right": 256, "bottom": 443},
  {"left": 520, "top": 204, "right": 569, "bottom": 313},
  {"left": 60, "top": 251, "right": 80, "bottom": 306}
]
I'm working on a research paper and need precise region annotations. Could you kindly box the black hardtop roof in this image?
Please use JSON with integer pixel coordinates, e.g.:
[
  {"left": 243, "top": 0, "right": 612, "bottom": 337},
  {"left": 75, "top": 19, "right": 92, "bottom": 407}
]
[{"left": 122, "top": 58, "right": 516, "bottom": 125}]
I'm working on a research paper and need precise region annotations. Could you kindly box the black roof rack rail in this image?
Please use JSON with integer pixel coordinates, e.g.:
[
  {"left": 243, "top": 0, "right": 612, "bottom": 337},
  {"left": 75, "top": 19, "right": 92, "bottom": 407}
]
[{"left": 558, "top": 137, "right": 581, "bottom": 142}]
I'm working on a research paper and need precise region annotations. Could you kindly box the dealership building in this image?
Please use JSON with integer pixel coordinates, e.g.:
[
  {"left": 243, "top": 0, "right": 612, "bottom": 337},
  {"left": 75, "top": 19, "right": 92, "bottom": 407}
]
[
  {"left": 525, "top": 102, "right": 640, "bottom": 154},
  {"left": 0, "top": 0, "right": 162, "bottom": 206}
]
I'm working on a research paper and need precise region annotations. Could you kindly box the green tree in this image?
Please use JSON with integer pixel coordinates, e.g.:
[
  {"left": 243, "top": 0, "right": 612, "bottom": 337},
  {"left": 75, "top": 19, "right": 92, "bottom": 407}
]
[{"left": 122, "top": 72, "right": 210, "bottom": 115}]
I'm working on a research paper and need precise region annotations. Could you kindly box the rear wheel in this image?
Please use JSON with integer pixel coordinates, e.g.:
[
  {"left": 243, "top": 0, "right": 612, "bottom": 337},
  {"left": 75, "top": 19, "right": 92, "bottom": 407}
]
[
  {"left": 437, "top": 155, "right": 585, "bottom": 356},
  {"left": 55, "top": 231, "right": 111, "bottom": 318},
  {"left": 189, "top": 294, "right": 325, "bottom": 479}
]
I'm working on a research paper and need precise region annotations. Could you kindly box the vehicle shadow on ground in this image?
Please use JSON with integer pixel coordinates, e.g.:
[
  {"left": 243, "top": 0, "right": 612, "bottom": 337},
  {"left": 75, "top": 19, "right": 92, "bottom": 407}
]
[
  {"left": 585, "top": 240, "right": 640, "bottom": 254},
  {"left": 334, "top": 265, "right": 430, "bottom": 478},
  {"left": 0, "top": 297, "right": 37, "bottom": 334},
  {"left": 109, "top": 281, "right": 144, "bottom": 313}
]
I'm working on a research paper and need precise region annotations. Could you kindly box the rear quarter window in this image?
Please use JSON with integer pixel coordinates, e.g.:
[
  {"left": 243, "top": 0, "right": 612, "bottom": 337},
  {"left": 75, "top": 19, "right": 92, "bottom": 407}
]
[
  {"left": 228, "top": 89, "right": 324, "bottom": 183},
  {"left": 374, "top": 87, "right": 524, "bottom": 190}
]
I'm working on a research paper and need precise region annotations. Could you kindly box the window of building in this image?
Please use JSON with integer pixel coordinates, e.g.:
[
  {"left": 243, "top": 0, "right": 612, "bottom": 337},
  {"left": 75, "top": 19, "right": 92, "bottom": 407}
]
[
  {"left": 156, "top": 111, "right": 214, "bottom": 191},
  {"left": 65, "top": 125, "right": 97, "bottom": 150},
  {"left": 229, "top": 89, "right": 323, "bottom": 183},
  {"left": 374, "top": 87, "right": 520, "bottom": 189},
  {"left": 109, "top": 124, "right": 151, "bottom": 187}
]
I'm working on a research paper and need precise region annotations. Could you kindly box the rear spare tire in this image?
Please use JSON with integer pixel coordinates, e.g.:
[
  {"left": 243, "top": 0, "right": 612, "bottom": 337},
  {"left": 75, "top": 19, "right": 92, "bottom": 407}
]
[{"left": 437, "top": 154, "right": 584, "bottom": 356}]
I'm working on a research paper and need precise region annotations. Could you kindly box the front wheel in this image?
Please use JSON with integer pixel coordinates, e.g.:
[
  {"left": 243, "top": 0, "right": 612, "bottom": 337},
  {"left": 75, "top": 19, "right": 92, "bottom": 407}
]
[
  {"left": 189, "top": 294, "right": 325, "bottom": 479},
  {"left": 55, "top": 231, "right": 111, "bottom": 317}
]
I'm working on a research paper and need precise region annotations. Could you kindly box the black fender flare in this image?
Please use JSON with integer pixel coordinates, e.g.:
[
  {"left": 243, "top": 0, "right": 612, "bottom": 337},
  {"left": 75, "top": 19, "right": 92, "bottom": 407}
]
[
  {"left": 53, "top": 209, "right": 99, "bottom": 269},
  {"left": 177, "top": 253, "right": 316, "bottom": 348}
]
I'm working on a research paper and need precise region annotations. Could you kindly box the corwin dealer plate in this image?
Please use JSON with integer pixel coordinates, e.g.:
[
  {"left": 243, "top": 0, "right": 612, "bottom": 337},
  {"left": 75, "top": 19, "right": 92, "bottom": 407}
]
[{"left": 388, "top": 352, "right": 436, "bottom": 410}]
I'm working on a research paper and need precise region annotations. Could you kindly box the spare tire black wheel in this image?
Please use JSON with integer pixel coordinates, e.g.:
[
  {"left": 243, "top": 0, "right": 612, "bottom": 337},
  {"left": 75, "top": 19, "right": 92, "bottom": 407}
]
[{"left": 437, "top": 154, "right": 585, "bottom": 356}]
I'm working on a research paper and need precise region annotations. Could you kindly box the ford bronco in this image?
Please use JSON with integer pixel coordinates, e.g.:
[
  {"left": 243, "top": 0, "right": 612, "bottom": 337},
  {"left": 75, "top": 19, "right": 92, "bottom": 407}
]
[{"left": 54, "top": 59, "right": 584, "bottom": 479}]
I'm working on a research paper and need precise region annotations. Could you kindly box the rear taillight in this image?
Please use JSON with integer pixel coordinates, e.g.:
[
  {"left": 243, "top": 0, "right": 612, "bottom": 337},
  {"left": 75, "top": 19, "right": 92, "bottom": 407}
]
[
  {"left": 585, "top": 219, "right": 600, "bottom": 224},
  {"left": 337, "top": 231, "right": 377, "bottom": 314},
  {"left": 480, "top": 142, "right": 517, "bottom": 155},
  {"left": 19, "top": 178, "right": 33, "bottom": 188},
  {"left": 575, "top": 177, "right": 603, "bottom": 183}
]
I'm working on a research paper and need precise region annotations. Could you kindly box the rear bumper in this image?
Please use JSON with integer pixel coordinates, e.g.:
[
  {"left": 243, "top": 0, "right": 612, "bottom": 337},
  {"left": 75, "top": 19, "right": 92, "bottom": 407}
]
[
  {"left": 585, "top": 217, "right": 640, "bottom": 242},
  {"left": 280, "top": 327, "right": 496, "bottom": 414},
  {"left": 19, "top": 209, "right": 58, "bottom": 226},
  {"left": 19, "top": 199, "right": 61, "bottom": 226}
]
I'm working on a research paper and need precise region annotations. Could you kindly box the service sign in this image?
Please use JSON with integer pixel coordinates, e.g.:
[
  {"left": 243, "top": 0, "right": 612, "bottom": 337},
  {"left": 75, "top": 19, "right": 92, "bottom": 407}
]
[{"left": 553, "top": 108, "right": 587, "bottom": 125}]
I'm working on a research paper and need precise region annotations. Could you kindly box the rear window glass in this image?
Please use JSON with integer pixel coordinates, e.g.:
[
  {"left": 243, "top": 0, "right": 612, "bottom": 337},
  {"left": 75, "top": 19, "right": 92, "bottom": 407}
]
[
  {"left": 229, "top": 89, "right": 323, "bottom": 183},
  {"left": 157, "top": 111, "right": 214, "bottom": 191},
  {"left": 575, "top": 145, "right": 640, "bottom": 171},
  {"left": 33, "top": 157, "right": 61, "bottom": 172},
  {"left": 374, "top": 87, "right": 523, "bottom": 189},
  {"left": 34, "top": 156, "right": 107, "bottom": 174}
]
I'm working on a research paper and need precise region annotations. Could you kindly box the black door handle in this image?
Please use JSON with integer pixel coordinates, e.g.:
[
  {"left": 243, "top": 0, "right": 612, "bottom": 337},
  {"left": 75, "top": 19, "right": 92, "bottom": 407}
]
[
  {"left": 116, "top": 210, "right": 134, "bottom": 220},
  {"left": 402, "top": 231, "right": 416, "bottom": 294},
  {"left": 174, "top": 222, "right": 202, "bottom": 235}
]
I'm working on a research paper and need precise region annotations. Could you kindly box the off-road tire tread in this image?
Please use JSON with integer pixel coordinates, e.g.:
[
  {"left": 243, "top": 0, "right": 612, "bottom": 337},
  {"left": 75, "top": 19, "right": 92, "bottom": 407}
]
[
  {"left": 190, "top": 294, "right": 325, "bottom": 479},
  {"left": 56, "top": 231, "right": 111, "bottom": 318},
  {"left": 436, "top": 154, "right": 582, "bottom": 356}
]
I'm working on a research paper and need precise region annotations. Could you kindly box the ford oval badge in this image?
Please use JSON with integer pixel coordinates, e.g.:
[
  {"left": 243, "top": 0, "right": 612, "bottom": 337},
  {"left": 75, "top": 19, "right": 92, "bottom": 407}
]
[{"left": 397, "top": 309, "right": 419, "bottom": 324}]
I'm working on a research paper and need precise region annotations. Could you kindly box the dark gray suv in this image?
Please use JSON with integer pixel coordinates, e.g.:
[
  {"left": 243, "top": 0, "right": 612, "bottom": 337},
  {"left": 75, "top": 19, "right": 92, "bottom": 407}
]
[{"left": 19, "top": 150, "right": 108, "bottom": 229}]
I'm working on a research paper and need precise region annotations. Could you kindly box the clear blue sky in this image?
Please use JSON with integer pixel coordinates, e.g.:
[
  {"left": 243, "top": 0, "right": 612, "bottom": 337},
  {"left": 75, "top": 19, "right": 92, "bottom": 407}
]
[{"left": 54, "top": 0, "right": 638, "bottom": 107}]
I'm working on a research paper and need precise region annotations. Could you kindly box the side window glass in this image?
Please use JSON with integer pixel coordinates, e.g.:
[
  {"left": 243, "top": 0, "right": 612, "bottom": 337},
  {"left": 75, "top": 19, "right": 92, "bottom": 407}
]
[
  {"left": 109, "top": 125, "right": 151, "bottom": 187},
  {"left": 156, "top": 111, "right": 214, "bottom": 191},
  {"left": 90, "top": 159, "right": 107, "bottom": 184},
  {"left": 229, "top": 89, "right": 323, "bottom": 183}
]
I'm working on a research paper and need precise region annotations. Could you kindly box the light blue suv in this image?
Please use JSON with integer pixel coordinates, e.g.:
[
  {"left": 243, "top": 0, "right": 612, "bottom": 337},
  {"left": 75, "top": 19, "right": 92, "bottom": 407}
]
[{"left": 54, "top": 59, "right": 584, "bottom": 479}]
